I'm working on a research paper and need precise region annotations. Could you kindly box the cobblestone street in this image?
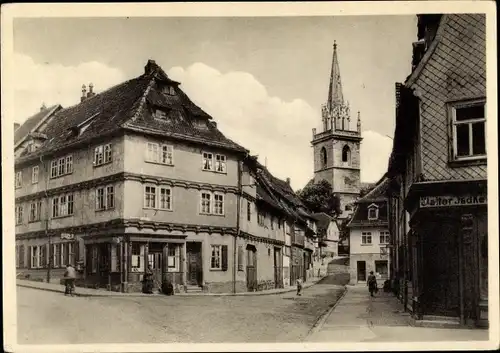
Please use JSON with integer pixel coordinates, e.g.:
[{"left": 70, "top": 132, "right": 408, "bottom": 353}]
[{"left": 17, "top": 278, "right": 346, "bottom": 344}]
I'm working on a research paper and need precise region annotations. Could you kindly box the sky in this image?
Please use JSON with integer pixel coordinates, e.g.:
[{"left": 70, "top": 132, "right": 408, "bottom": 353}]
[{"left": 13, "top": 16, "right": 417, "bottom": 190}]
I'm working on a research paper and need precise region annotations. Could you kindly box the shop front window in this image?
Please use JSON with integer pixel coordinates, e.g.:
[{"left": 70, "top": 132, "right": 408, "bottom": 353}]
[{"left": 131, "top": 243, "right": 144, "bottom": 272}]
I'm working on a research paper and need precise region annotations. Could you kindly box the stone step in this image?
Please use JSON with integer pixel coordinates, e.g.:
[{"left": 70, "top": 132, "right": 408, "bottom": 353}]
[{"left": 185, "top": 286, "right": 203, "bottom": 293}]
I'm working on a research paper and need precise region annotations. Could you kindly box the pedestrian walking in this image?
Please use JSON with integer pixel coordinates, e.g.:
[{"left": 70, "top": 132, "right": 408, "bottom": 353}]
[
  {"left": 367, "top": 271, "right": 377, "bottom": 297},
  {"left": 64, "top": 263, "right": 76, "bottom": 296},
  {"left": 296, "top": 278, "right": 303, "bottom": 296}
]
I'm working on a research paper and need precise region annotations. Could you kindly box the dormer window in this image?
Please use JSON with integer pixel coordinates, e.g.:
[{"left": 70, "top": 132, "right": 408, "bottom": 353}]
[
  {"left": 162, "top": 85, "right": 176, "bottom": 96},
  {"left": 367, "top": 203, "right": 379, "bottom": 220},
  {"left": 154, "top": 109, "right": 167, "bottom": 120}
]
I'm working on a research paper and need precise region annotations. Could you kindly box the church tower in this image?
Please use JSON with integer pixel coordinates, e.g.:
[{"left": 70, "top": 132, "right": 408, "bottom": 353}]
[{"left": 311, "top": 42, "right": 362, "bottom": 219}]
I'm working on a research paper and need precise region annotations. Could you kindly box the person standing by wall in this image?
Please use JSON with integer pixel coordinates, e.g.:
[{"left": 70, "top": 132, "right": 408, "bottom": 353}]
[{"left": 367, "top": 271, "right": 378, "bottom": 297}]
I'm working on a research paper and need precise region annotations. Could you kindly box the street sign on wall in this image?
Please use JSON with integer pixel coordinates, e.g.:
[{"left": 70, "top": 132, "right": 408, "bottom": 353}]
[
  {"left": 60, "top": 233, "right": 75, "bottom": 240},
  {"left": 420, "top": 195, "right": 487, "bottom": 208}
]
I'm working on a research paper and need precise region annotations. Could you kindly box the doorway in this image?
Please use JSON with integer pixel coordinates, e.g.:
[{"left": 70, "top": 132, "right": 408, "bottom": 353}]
[
  {"left": 273, "top": 247, "right": 283, "bottom": 289},
  {"left": 147, "top": 243, "right": 163, "bottom": 291},
  {"left": 246, "top": 245, "right": 257, "bottom": 291},
  {"left": 186, "top": 242, "right": 202, "bottom": 286},
  {"left": 357, "top": 261, "right": 367, "bottom": 282},
  {"left": 421, "top": 218, "right": 459, "bottom": 317}
]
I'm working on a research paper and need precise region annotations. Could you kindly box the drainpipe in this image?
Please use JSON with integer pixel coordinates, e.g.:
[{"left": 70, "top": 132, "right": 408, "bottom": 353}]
[
  {"left": 41, "top": 155, "right": 51, "bottom": 283},
  {"left": 233, "top": 159, "right": 243, "bottom": 294}
]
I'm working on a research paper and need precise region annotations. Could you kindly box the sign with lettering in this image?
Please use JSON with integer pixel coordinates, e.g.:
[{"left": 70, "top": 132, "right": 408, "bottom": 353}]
[
  {"left": 420, "top": 195, "right": 487, "bottom": 208},
  {"left": 60, "top": 233, "right": 74, "bottom": 240}
]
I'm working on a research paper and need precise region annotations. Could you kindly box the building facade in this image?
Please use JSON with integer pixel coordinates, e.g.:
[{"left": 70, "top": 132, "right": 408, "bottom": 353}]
[
  {"left": 312, "top": 212, "right": 340, "bottom": 260},
  {"left": 347, "top": 177, "right": 391, "bottom": 286},
  {"left": 310, "top": 42, "right": 363, "bottom": 220},
  {"left": 14, "top": 60, "right": 318, "bottom": 294},
  {"left": 386, "top": 14, "right": 488, "bottom": 327}
]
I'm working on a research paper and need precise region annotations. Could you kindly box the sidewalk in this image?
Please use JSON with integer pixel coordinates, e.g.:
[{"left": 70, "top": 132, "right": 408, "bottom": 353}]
[
  {"left": 16, "top": 275, "right": 325, "bottom": 298},
  {"left": 307, "top": 285, "right": 489, "bottom": 343}
]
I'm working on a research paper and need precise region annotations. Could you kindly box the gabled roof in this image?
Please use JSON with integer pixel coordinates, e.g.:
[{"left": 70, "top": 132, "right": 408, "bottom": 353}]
[
  {"left": 15, "top": 60, "right": 247, "bottom": 166},
  {"left": 14, "top": 104, "right": 62, "bottom": 148},
  {"left": 357, "top": 175, "right": 390, "bottom": 203},
  {"left": 347, "top": 175, "right": 389, "bottom": 228},
  {"left": 312, "top": 212, "right": 335, "bottom": 231}
]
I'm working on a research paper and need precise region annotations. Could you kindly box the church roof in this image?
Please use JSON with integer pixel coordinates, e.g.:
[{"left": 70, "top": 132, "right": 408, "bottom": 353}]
[{"left": 327, "top": 41, "right": 344, "bottom": 112}]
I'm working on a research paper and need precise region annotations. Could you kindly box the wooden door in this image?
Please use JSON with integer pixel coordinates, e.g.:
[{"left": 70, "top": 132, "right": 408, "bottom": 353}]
[
  {"left": 187, "top": 243, "right": 202, "bottom": 286},
  {"left": 274, "top": 247, "right": 283, "bottom": 289},
  {"left": 147, "top": 251, "right": 162, "bottom": 289},
  {"left": 357, "top": 261, "right": 366, "bottom": 281},
  {"left": 422, "top": 219, "right": 460, "bottom": 317},
  {"left": 246, "top": 246, "right": 257, "bottom": 291}
]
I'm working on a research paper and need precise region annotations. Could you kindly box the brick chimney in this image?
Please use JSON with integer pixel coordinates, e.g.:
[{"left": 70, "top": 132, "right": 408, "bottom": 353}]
[
  {"left": 144, "top": 60, "right": 157, "bottom": 76},
  {"left": 87, "top": 83, "right": 96, "bottom": 99},
  {"left": 14, "top": 123, "right": 20, "bottom": 131},
  {"left": 286, "top": 177, "right": 291, "bottom": 185},
  {"left": 81, "top": 84, "right": 87, "bottom": 102}
]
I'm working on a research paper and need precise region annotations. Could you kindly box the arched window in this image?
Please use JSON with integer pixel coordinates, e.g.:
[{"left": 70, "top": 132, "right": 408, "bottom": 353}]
[
  {"left": 320, "top": 147, "right": 327, "bottom": 167},
  {"left": 342, "top": 145, "right": 351, "bottom": 165}
]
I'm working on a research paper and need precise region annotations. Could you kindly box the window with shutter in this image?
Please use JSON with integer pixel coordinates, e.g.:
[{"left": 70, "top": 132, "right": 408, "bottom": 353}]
[
  {"left": 19, "top": 245, "right": 25, "bottom": 268},
  {"left": 74, "top": 240, "right": 80, "bottom": 264},
  {"left": 28, "top": 246, "right": 32, "bottom": 268},
  {"left": 237, "top": 245, "right": 244, "bottom": 271},
  {"left": 111, "top": 244, "right": 118, "bottom": 272},
  {"left": 221, "top": 245, "right": 228, "bottom": 271},
  {"left": 41, "top": 245, "right": 47, "bottom": 268},
  {"left": 64, "top": 243, "right": 70, "bottom": 266}
]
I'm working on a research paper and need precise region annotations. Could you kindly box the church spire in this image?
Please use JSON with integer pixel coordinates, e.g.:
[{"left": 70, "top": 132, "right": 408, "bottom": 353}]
[{"left": 327, "top": 41, "right": 344, "bottom": 112}]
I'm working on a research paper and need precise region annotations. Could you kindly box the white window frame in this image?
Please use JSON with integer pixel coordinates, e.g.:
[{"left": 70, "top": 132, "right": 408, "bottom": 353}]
[
  {"left": 50, "top": 154, "right": 74, "bottom": 178},
  {"left": 210, "top": 245, "right": 222, "bottom": 270},
  {"left": 161, "top": 145, "right": 174, "bottom": 165},
  {"left": 154, "top": 109, "right": 167, "bottom": 119},
  {"left": 31, "top": 246, "right": 41, "bottom": 269},
  {"left": 53, "top": 243, "right": 61, "bottom": 268},
  {"left": 379, "top": 231, "right": 390, "bottom": 245},
  {"left": 144, "top": 185, "right": 157, "bottom": 209},
  {"left": 159, "top": 187, "right": 172, "bottom": 210},
  {"left": 361, "top": 232, "right": 372, "bottom": 245},
  {"left": 52, "top": 193, "right": 74, "bottom": 218},
  {"left": 96, "top": 185, "right": 115, "bottom": 211},
  {"left": 200, "top": 191, "right": 212, "bottom": 214},
  {"left": 131, "top": 243, "right": 144, "bottom": 272},
  {"left": 202, "top": 152, "right": 214, "bottom": 171},
  {"left": 215, "top": 154, "right": 227, "bottom": 173},
  {"left": 31, "top": 166, "right": 39, "bottom": 184},
  {"left": 146, "top": 142, "right": 160, "bottom": 163},
  {"left": 367, "top": 204, "right": 379, "bottom": 220},
  {"left": 15, "top": 205, "right": 23, "bottom": 225},
  {"left": 15, "top": 171, "right": 22, "bottom": 189},
  {"left": 213, "top": 192, "right": 225, "bottom": 215},
  {"left": 166, "top": 245, "right": 180, "bottom": 272},
  {"left": 29, "top": 200, "right": 42, "bottom": 222},
  {"left": 449, "top": 99, "right": 487, "bottom": 161},
  {"left": 146, "top": 142, "right": 174, "bottom": 165},
  {"left": 94, "top": 143, "right": 112, "bottom": 166}
]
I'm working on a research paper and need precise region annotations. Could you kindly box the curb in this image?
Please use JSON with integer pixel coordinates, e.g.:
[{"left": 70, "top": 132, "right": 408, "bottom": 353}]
[
  {"left": 17, "top": 276, "right": 326, "bottom": 298},
  {"left": 305, "top": 285, "right": 349, "bottom": 340}
]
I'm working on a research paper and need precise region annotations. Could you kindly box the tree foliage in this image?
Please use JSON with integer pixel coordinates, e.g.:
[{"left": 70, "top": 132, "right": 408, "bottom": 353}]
[{"left": 297, "top": 180, "right": 341, "bottom": 216}]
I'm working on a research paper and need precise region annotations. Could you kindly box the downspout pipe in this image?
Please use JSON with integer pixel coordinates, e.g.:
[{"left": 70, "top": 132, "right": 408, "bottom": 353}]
[
  {"left": 233, "top": 158, "right": 243, "bottom": 294},
  {"left": 40, "top": 155, "right": 51, "bottom": 283}
]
